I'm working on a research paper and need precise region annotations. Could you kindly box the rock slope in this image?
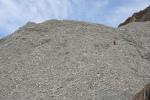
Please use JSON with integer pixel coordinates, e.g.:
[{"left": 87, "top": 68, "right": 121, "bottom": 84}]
[
  {"left": 0, "top": 20, "right": 150, "bottom": 100},
  {"left": 119, "top": 5, "right": 150, "bottom": 27}
]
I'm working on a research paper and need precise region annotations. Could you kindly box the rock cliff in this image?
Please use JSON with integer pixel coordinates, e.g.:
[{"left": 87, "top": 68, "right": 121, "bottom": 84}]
[{"left": 119, "top": 5, "right": 150, "bottom": 27}]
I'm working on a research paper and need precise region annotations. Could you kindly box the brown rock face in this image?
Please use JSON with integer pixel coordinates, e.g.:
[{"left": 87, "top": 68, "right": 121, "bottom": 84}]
[
  {"left": 133, "top": 83, "right": 150, "bottom": 100},
  {"left": 119, "top": 5, "right": 150, "bottom": 27}
]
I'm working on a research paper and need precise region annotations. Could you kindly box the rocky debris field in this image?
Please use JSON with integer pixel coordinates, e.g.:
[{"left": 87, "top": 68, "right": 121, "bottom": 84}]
[{"left": 0, "top": 20, "right": 150, "bottom": 100}]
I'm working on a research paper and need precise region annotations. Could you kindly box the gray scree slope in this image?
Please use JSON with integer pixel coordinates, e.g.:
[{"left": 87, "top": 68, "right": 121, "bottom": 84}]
[{"left": 0, "top": 20, "right": 150, "bottom": 100}]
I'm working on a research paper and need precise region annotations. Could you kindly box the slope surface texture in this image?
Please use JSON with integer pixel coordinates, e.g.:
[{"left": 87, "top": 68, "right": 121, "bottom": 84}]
[{"left": 0, "top": 20, "right": 150, "bottom": 100}]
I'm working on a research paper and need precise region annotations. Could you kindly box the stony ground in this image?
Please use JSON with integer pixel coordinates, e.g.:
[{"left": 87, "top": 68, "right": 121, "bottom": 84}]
[{"left": 0, "top": 20, "right": 150, "bottom": 100}]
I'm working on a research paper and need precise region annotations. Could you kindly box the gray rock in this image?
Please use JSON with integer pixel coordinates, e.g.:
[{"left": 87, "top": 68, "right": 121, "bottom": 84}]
[{"left": 0, "top": 20, "right": 150, "bottom": 100}]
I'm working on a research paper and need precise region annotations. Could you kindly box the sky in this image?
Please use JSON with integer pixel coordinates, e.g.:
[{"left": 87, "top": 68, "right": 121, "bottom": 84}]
[{"left": 0, "top": 0, "right": 150, "bottom": 38}]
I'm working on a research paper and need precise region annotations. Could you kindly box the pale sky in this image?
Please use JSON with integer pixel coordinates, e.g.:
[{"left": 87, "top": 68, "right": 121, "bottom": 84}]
[{"left": 0, "top": 0, "right": 150, "bottom": 37}]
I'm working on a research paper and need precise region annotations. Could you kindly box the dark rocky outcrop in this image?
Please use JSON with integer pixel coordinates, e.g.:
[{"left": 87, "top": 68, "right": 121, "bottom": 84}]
[
  {"left": 133, "top": 83, "right": 150, "bottom": 100},
  {"left": 119, "top": 5, "right": 150, "bottom": 27}
]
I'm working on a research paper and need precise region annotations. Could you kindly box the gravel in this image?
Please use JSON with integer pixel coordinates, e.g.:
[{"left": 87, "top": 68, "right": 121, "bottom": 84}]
[{"left": 0, "top": 20, "right": 150, "bottom": 100}]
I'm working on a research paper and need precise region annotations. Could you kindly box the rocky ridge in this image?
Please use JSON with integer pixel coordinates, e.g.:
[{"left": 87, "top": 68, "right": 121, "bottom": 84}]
[{"left": 119, "top": 5, "right": 150, "bottom": 27}]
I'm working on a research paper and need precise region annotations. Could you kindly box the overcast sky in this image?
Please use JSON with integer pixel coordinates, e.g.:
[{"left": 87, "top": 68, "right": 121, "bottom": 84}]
[{"left": 0, "top": 0, "right": 150, "bottom": 37}]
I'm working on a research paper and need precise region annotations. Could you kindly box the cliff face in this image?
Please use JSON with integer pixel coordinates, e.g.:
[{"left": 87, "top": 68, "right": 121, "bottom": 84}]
[
  {"left": 119, "top": 5, "right": 150, "bottom": 27},
  {"left": 0, "top": 20, "right": 150, "bottom": 100}
]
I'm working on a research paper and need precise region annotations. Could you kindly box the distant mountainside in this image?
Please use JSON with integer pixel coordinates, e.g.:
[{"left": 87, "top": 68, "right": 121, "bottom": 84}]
[
  {"left": 119, "top": 5, "right": 150, "bottom": 27},
  {"left": 0, "top": 20, "right": 150, "bottom": 100}
]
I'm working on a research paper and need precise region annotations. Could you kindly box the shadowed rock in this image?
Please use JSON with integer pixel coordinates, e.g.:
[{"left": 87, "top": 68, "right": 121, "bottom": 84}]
[{"left": 133, "top": 83, "right": 150, "bottom": 100}]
